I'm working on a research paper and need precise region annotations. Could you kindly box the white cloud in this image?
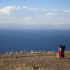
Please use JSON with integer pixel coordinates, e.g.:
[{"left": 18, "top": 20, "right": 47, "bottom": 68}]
[
  {"left": 0, "top": 6, "right": 21, "bottom": 15},
  {"left": 63, "top": 10, "right": 70, "bottom": 13},
  {"left": 52, "top": 9, "right": 59, "bottom": 12},
  {"left": 22, "top": 6, "right": 40, "bottom": 11},
  {"left": 41, "top": 12, "right": 58, "bottom": 21},
  {"left": 42, "top": 9, "right": 48, "bottom": 12},
  {"left": 45, "top": 12, "right": 57, "bottom": 16},
  {"left": 28, "top": 8, "right": 40, "bottom": 11},
  {"left": 0, "top": 6, "right": 15, "bottom": 14},
  {"left": 0, "top": 6, "right": 47, "bottom": 15},
  {"left": 21, "top": 12, "right": 57, "bottom": 26},
  {"left": 14, "top": 6, "right": 21, "bottom": 10},
  {"left": 0, "top": 5, "right": 60, "bottom": 15},
  {"left": 22, "top": 16, "right": 33, "bottom": 25},
  {"left": 22, "top": 6, "right": 28, "bottom": 9},
  {"left": 22, "top": 16, "right": 32, "bottom": 21},
  {"left": 22, "top": 6, "right": 48, "bottom": 12}
]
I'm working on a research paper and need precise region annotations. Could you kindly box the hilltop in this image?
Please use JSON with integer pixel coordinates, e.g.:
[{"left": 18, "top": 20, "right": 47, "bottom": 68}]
[{"left": 0, "top": 51, "right": 70, "bottom": 70}]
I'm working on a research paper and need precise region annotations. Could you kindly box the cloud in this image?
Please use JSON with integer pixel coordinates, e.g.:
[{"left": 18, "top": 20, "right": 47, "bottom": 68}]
[
  {"left": 52, "top": 9, "right": 59, "bottom": 11},
  {"left": 45, "top": 12, "right": 57, "bottom": 16},
  {"left": 42, "top": 12, "right": 58, "bottom": 21},
  {"left": 22, "top": 6, "right": 64, "bottom": 13},
  {"left": 22, "top": 6, "right": 28, "bottom": 9},
  {"left": 63, "top": 10, "right": 70, "bottom": 13},
  {"left": 0, "top": 5, "right": 60, "bottom": 15},
  {"left": 22, "top": 6, "right": 40, "bottom": 11},
  {"left": 28, "top": 8, "right": 40, "bottom": 11},
  {"left": 0, "top": 6, "right": 46, "bottom": 15},
  {"left": 22, "top": 16, "right": 32, "bottom": 21},
  {"left": 22, "top": 16, "right": 33, "bottom": 25},
  {"left": 22, "top": 6, "right": 49, "bottom": 12},
  {"left": 21, "top": 12, "right": 57, "bottom": 26},
  {"left": 0, "top": 6, "right": 21, "bottom": 15},
  {"left": 0, "top": 6, "right": 70, "bottom": 29},
  {"left": 22, "top": 6, "right": 60, "bottom": 12},
  {"left": 41, "top": 9, "right": 47, "bottom": 11},
  {"left": 0, "top": 6, "right": 15, "bottom": 14}
]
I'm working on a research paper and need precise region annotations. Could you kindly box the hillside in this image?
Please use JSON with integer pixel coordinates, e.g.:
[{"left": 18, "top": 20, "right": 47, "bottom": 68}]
[{"left": 0, "top": 51, "right": 70, "bottom": 70}]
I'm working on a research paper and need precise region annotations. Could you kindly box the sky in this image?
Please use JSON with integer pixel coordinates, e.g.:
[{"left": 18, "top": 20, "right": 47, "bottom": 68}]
[{"left": 0, "top": 0, "right": 70, "bottom": 29}]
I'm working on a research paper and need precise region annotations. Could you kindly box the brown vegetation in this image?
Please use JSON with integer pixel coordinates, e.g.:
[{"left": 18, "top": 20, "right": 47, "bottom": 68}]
[{"left": 0, "top": 51, "right": 70, "bottom": 70}]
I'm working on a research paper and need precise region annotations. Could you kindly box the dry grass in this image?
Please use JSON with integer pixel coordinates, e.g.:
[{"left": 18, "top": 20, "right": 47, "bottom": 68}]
[{"left": 0, "top": 51, "right": 70, "bottom": 70}]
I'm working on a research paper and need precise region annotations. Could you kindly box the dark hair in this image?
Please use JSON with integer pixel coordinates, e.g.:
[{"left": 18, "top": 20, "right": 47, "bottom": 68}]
[{"left": 59, "top": 45, "right": 65, "bottom": 52}]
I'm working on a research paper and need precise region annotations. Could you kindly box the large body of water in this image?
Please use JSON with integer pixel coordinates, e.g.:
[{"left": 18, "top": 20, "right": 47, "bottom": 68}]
[{"left": 0, "top": 29, "right": 70, "bottom": 54}]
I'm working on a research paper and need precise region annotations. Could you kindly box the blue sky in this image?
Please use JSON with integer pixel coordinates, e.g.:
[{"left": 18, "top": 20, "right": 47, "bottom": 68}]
[{"left": 0, "top": 0, "right": 70, "bottom": 29}]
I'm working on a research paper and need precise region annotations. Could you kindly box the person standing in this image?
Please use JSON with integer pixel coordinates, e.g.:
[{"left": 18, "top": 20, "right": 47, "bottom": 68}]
[
  {"left": 61, "top": 45, "right": 65, "bottom": 58},
  {"left": 57, "top": 45, "right": 65, "bottom": 58}
]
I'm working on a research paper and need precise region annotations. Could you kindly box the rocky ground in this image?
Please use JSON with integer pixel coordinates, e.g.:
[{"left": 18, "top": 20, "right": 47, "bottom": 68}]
[{"left": 0, "top": 51, "right": 70, "bottom": 70}]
